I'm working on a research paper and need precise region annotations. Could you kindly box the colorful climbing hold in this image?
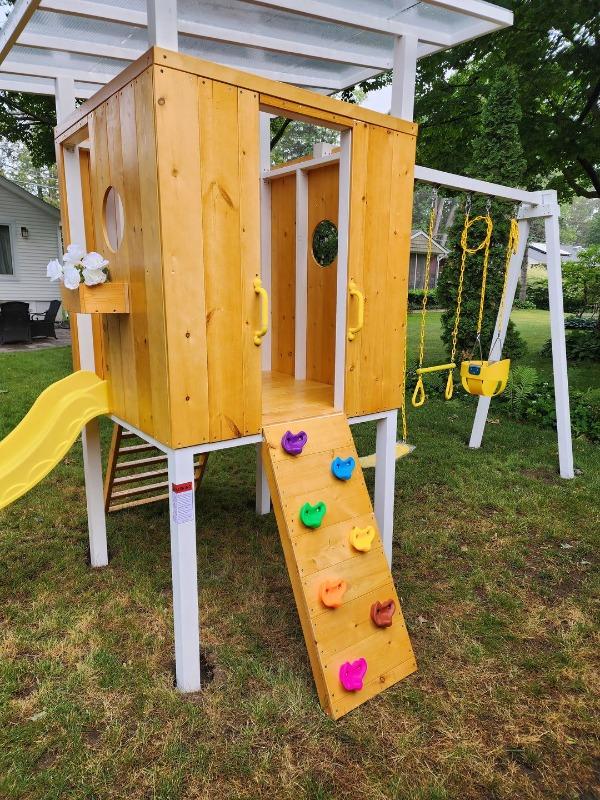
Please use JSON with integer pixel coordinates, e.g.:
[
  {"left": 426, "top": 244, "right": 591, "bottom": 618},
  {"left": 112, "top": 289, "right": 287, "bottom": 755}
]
[
  {"left": 331, "top": 456, "right": 355, "bottom": 481},
  {"left": 319, "top": 578, "right": 347, "bottom": 608},
  {"left": 281, "top": 430, "right": 308, "bottom": 455},
  {"left": 370, "top": 599, "right": 396, "bottom": 628},
  {"left": 349, "top": 525, "right": 375, "bottom": 552},
  {"left": 300, "top": 501, "right": 326, "bottom": 529},
  {"left": 339, "top": 658, "right": 367, "bottom": 691}
]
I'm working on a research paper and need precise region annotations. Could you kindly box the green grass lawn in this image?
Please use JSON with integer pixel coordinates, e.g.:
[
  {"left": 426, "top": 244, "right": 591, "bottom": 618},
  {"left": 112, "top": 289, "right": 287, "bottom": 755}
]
[{"left": 0, "top": 316, "right": 598, "bottom": 800}]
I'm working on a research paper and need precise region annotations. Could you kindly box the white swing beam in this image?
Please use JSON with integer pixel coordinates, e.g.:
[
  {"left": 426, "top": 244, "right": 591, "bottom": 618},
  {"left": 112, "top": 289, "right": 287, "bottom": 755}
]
[{"left": 414, "top": 166, "right": 574, "bottom": 480}]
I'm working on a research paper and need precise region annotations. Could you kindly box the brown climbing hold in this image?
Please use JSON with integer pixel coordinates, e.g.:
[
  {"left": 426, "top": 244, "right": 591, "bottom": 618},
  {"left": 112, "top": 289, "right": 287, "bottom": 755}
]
[{"left": 370, "top": 599, "right": 396, "bottom": 628}]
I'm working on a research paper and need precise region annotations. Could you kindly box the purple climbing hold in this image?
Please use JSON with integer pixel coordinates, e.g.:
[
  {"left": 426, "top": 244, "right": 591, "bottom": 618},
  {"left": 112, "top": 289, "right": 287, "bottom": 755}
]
[{"left": 281, "top": 430, "right": 308, "bottom": 456}]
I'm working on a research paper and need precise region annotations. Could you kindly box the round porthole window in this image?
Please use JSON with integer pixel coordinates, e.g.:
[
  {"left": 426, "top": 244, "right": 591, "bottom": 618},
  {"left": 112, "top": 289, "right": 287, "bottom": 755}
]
[
  {"left": 312, "top": 219, "right": 338, "bottom": 267},
  {"left": 103, "top": 186, "right": 125, "bottom": 252}
]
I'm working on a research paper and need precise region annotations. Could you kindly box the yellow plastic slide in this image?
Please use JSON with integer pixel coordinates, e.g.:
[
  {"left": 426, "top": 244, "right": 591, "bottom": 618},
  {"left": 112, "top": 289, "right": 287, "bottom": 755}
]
[{"left": 0, "top": 371, "right": 109, "bottom": 510}]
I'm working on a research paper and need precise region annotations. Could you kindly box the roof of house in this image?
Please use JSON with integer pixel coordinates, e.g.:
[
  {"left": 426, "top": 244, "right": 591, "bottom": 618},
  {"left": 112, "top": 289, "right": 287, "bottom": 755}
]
[
  {"left": 410, "top": 229, "right": 449, "bottom": 256},
  {"left": 0, "top": 174, "right": 60, "bottom": 219},
  {"left": 529, "top": 242, "right": 581, "bottom": 259}
]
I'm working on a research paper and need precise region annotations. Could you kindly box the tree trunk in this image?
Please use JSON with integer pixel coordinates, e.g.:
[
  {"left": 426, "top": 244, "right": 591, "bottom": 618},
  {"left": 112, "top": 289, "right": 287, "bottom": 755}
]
[{"left": 439, "top": 199, "right": 458, "bottom": 247}]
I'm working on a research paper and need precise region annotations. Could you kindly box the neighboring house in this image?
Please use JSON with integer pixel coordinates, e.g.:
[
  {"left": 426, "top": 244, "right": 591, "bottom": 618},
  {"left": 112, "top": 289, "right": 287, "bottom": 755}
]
[
  {"left": 0, "top": 175, "right": 62, "bottom": 314},
  {"left": 528, "top": 241, "right": 582, "bottom": 267},
  {"left": 408, "top": 229, "right": 449, "bottom": 290}
]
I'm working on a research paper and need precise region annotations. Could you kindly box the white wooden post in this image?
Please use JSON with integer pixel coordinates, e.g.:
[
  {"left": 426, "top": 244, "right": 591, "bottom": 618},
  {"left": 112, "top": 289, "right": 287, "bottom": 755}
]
[
  {"left": 390, "top": 34, "right": 418, "bottom": 121},
  {"left": 260, "top": 112, "right": 272, "bottom": 372},
  {"left": 146, "top": 0, "right": 178, "bottom": 50},
  {"left": 255, "top": 443, "right": 271, "bottom": 515},
  {"left": 55, "top": 76, "right": 108, "bottom": 568},
  {"left": 294, "top": 168, "right": 308, "bottom": 380},
  {"left": 374, "top": 410, "right": 397, "bottom": 567},
  {"left": 543, "top": 191, "right": 574, "bottom": 479},
  {"left": 469, "top": 215, "right": 530, "bottom": 451},
  {"left": 167, "top": 448, "right": 201, "bottom": 692},
  {"left": 334, "top": 130, "right": 351, "bottom": 410}
]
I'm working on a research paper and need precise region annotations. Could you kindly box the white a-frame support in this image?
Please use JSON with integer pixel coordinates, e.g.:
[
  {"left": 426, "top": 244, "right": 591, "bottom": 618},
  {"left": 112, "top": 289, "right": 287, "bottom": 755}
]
[{"left": 469, "top": 191, "right": 574, "bottom": 479}]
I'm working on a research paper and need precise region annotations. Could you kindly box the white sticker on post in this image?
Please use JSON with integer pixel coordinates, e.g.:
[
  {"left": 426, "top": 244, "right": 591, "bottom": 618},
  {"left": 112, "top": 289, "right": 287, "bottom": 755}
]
[{"left": 171, "top": 481, "right": 194, "bottom": 524}]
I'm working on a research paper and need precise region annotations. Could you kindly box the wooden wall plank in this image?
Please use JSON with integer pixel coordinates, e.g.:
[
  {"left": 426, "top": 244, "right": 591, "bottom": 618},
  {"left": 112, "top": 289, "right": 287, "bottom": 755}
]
[
  {"left": 105, "top": 91, "right": 139, "bottom": 427},
  {"left": 237, "top": 87, "right": 262, "bottom": 435},
  {"left": 133, "top": 68, "right": 171, "bottom": 445},
  {"left": 306, "top": 162, "right": 339, "bottom": 385},
  {"left": 118, "top": 81, "right": 153, "bottom": 432},
  {"left": 154, "top": 67, "right": 210, "bottom": 447},
  {"left": 270, "top": 173, "right": 296, "bottom": 376},
  {"left": 199, "top": 78, "right": 250, "bottom": 441}
]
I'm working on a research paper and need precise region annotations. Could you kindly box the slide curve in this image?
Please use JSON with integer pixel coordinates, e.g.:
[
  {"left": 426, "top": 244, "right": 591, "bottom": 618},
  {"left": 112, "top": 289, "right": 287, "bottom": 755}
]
[{"left": 0, "top": 371, "right": 109, "bottom": 510}]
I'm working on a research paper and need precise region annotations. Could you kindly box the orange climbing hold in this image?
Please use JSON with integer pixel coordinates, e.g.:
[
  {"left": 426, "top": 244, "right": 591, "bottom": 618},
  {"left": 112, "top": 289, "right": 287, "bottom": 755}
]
[{"left": 319, "top": 578, "right": 347, "bottom": 609}]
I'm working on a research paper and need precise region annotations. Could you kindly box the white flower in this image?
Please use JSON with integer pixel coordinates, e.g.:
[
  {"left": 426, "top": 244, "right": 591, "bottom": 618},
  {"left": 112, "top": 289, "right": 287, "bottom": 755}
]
[
  {"left": 82, "top": 267, "right": 108, "bottom": 287},
  {"left": 63, "top": 264, "right": 82, "bottom": 290},
  {"left": 63, "top": 243, "right": 85, "bottom": 265},
  {"left": 46, "top": 259, "right": 63, "bottom": 281},
  {"left": 81, "top": 251, "right": 109, "bottom": 271}
]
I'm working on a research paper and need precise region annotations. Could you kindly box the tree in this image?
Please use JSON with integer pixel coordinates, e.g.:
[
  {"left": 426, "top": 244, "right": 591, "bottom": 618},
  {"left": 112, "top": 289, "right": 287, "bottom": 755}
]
[
  {"left": 436, "top": 66, "right": 527, "bottom": 361},
  {"left": 562, "top": 246, "right": 600, "bottom": 329},
  {"left": 352, "top": 1, "right": 599, "bottom": 201}
]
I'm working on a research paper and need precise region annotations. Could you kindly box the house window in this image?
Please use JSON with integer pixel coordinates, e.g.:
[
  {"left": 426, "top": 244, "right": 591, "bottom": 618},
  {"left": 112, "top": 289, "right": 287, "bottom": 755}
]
[{"left": 0, "top": 225, "right": 14, "bottom": 275}]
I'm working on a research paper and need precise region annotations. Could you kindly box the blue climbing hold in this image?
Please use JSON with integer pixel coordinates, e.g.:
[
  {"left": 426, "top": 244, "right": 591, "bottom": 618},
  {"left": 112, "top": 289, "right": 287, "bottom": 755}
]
[{"left": 331, "top": 456, "right": 355, "bottom": 481}]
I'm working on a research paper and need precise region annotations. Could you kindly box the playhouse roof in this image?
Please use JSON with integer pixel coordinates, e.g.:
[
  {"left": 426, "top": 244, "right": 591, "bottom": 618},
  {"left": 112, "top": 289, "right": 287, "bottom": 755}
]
[{"left": 0, "top": 0, "right": 512, "bottom": 99}]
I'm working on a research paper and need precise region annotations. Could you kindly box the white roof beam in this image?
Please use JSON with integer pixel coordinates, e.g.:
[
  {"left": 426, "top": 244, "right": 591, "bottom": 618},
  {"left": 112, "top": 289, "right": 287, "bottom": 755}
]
[
  {"left": 18, "top": 31, "right": 145, "bottom": 62},
  {"left": 1, "top": 59, "right": 116, "bottom": 85},
  {"left": 37, "top": 0, "right": 391, "bottom": 70},
  {"left": 0, "top": 0, "right": 41, "bottom": 62},
  {"left": 424, "top": 0, "right": 512, "bottom": 27},
  {"left": 238, "top": 0, "right": 454, "bottom": 47},
  {"left": 0, "top": 72, "right": 94, "bottom": 98}
]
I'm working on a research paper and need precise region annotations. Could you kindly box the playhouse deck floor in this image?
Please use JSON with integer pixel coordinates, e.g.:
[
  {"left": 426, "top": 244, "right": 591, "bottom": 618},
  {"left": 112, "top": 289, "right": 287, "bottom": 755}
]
[{"left": 261, "top": 371, "right": 334, "bottom": 426}]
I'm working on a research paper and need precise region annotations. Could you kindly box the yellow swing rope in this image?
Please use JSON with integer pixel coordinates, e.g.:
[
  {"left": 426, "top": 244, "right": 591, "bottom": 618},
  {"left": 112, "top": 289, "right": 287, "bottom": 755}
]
[
  {"left": 445, "top": 198, "right": 493, "bottom": 400},
  {"left": 411, "top": 190, "right": 438, "bottom": 408}
]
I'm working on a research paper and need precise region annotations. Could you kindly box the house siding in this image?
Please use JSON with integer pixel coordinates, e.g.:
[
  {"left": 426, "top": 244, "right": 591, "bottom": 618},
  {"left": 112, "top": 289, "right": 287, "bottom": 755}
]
[{"left": 0, "top": 182, "right": 61, "bottom": 313}]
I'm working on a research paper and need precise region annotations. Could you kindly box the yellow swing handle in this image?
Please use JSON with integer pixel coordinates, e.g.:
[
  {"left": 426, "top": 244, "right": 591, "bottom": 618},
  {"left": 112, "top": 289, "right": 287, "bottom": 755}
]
[
  {"left": 412, "top": 376, "right": 426, "bottom": 408},
  {"left": 445, "top": 370, "right": 454, "bottom": 400}
]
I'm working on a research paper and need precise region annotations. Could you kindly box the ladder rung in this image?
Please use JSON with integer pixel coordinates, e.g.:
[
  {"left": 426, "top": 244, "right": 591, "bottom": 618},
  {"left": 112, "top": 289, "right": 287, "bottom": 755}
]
[
  {"left": 118, "top": 443, "right": 160, "bottom": 455},
  {"left": 111, "top": 480, "right": 170, "bottom": 499},
  {"left": 109, "top": 492, "right": 170, "bottom": 512},
  {"left": 115, "top": 455, "right": 167, "bottom": 470},
  {"left": 113, "top": 467, "right": 169, "bottom": 485},
  {"left": 120, "top": 431, "right": 137, "bottom": 439}
]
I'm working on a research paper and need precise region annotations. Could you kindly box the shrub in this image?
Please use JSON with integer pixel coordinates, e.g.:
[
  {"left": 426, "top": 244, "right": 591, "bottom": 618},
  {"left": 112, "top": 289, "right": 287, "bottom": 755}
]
[
  {"left": 541, "top": 329, "right": 600, "bottom": 361},
  {"left": 513, "top": 298, "right": 536, "bottom": 310},
  {"left": 527, "top": 278, "right": 549, "bottom": 309},
  {"left": 564, "top": 316, "right": 596, "bottom": 330},
  {"left": 408, "top": 288, "right": 439, "bottom": 310},
  {"left": 497, "top": 366, "right": 600, "bottom": 442}
]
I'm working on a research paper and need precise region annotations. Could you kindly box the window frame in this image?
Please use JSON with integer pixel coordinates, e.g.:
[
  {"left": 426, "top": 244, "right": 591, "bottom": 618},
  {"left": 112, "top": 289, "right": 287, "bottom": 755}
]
[{"left": 0, "top": 220, "right": 17, "bottom": 280}]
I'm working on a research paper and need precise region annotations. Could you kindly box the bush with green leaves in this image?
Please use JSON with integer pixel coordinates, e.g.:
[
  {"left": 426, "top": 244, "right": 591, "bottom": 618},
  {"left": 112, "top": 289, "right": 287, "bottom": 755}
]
[
  {"left": 497, "top": 366, "right": 600, "bottom": 442},
  {"left": 565, "top": 316, "right": 596, "bottom": 330},
  {"left": 526, "top": 278, "right": 549, "bottom": 310},
  {"left": 513, "top": 298, "right": 536, "bottom": 310},
  {"left": 408, "top": 288, "right": 439, "bottom": 310}
]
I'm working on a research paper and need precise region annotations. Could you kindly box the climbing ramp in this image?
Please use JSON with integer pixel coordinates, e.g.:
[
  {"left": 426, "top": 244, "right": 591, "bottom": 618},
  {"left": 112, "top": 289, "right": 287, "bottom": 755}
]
[
  {"left": 262, "top": 412, "right": 416, "bottom": 719},
  {"left": 104, "top": 424, "right": 208, "bottom": 513}
]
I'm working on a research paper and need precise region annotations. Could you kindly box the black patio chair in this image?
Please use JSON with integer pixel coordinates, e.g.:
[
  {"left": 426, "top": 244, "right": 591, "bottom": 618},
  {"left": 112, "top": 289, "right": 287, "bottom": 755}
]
[
  {"left": 30, "top": 299, "right": 61, "bottom": 339},
  {"left": 0, "top": 301, "right": 32, "bottom": 345}
]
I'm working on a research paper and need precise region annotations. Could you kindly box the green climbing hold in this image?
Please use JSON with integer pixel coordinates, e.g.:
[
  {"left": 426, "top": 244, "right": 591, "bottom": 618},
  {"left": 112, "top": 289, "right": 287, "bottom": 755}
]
[{"left": 299, "top": 501, "right": 327, "bottom": 529}]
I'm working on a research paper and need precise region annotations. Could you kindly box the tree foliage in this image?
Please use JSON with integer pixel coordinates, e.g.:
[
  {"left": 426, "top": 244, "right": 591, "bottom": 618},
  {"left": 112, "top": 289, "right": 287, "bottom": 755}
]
[
  {"left": 350, "top": 0, "right": 599, "bottom": 200},
  {"left": 436, "top": 66, "right": 527, "bottom": 361}
]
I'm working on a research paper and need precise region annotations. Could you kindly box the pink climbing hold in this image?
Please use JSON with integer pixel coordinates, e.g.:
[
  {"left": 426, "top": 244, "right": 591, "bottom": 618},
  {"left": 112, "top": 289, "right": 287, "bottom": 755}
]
[{"left": 339, "top": 658, "right": 368, "bottom": 692}]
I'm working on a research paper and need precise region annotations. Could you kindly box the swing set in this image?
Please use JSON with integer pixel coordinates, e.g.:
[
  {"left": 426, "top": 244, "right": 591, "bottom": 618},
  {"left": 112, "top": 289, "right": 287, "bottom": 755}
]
[{"left": 411, "top": 189, "right": 520, "bottom": 409}]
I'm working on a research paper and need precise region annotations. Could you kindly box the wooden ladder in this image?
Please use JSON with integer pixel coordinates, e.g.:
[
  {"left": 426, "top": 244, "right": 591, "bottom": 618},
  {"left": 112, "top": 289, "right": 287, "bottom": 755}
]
[{"left": 104, "top": 424, "right": 208, "bottom": 513}]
